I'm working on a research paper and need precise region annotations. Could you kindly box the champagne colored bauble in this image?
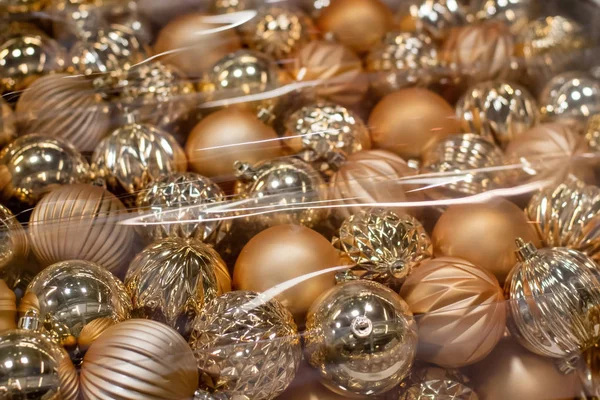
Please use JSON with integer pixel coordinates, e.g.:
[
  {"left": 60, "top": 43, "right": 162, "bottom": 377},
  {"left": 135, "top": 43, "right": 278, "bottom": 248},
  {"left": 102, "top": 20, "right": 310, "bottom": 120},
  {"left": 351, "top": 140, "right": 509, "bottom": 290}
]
[
  {"left": 81, "top": 319, "right": 198, "bottom": 400},
  {"left": 239, "top": 6, "right": 316, "bottom": 60},
  {"left": 17, "top": 73, "right": 110, "bottom": 153},
  {"left": 0, "top": 311, "right": 79, "bottom": 400},
  {"left": 154, "top": 12, "right": 242, "bottom": 78},
  {"left": 76, "top": 317, "right": 115, "bottom": 353},
  {"left": 397, "top": 0, "right": 468, "bottom": 40},
  {"left": 276, "top": 362, "right": 347, "bottom": 400},
  {"left": 432, "top": 198, "right": 540, "bottom": 284},
  {"left": 286, "top": 40, "right": 368, "bottom": 106},
  {"left": 469, "top": 339, "right": 582, "bottom": 400},
  {"left": 0, "top": 0, "right": 47, "bottom": 14},
  {"left": 234, "top": 224, "right": 340, "bottom": 323},
  {"left": 0, "top": 134, "right": 90, "bottom": 206},
  {"left": 400, "top": 257, "right": 506, "bottom": 368},
  {"left": 329, "top": 150, "right": 421, "bottom": 219},
  {"left": 186, "top": 108, "right": 283, "bottom": 180},
  {"left": 369, "top": 88, "right": 460, "bottom": 159},
  {"left": 0, "top": 204, "right": 29, "bottom": 271},
  {"left": 0, "top": 98, "right": 16, "bottom": 148},
  {"left": 190, "top": 291, "right": 302, "bottom": 400},
  {"left": 92, "top": 123, "right": 187, "bottom": 197},
  {"left": 0, "top": 280, "right": 16, "bottom": 333},
  {"left": 539, "top": 71, "right": 600, "bottom": 125},
  {"left": 473, "top": 0, "right": 532, "bottom": 33},
  {"left": 305, "top": 280, "right": 417, "bottom": 397},
  {"left": 317, "top": 0, "right": 392, "bottom": 53},
  {"left": 125, "top": 238, "right": 224, "bottom": 337},
  {"left": 399, "top": 366, "right": 478, "bottom": 400},
  {"left": 29, "top": 184, "right": 135, "bottom": 275}
]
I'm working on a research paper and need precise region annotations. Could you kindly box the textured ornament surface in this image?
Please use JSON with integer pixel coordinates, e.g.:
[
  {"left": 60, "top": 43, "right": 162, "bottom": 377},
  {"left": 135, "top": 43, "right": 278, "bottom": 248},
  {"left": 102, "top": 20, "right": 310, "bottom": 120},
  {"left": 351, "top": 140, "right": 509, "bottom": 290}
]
[
  {"left": 80, "top": 319, "right": 198, "bottom": 400},
  {"left": 189, "top": 291, "right": 301, "bottom": 400},
  {"left": 334, "top": 208, "right": 431, "bottom": 285},
  {"left": 29, "top": 184, "right": 134, "bottom": 274},
  {"left": 0, "top": 134, "right": 90, "bottom": 206},
  {"left": 397, "top": 0, "right": 467, "bottom": 39},
  {"left": 400, "top": 257, "right": 506, "bottom": 368},
  {"left": 399, "top": 366, "right": 478, "bottom": 400},
  {"left": 125, "top": 238, "right": 224, "bottom": 337},
  {"left": 580, "top": 344, "right": 600, "bottom": 397},
  {"left": 305, "top": 280, "right": 417, "bottom": 397},
  {"left": 0, "top": 204, "right": 28, "bottom": 271},
  {"left": 76, "top": 317, "right": 115, "bottom": 353},
  {"left": 539, "top": 71, "right": 600, "bottom": 124},
  {"left": 17, "top": 73, "right": 110, "bottom": 153}
]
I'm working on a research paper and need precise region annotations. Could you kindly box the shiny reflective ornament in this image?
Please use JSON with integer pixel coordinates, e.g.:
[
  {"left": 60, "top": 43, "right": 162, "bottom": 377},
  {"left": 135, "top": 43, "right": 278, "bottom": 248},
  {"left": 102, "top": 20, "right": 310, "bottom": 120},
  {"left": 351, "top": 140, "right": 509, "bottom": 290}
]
[
  {"left": 111, "top": 4, "right": 153, "bottom": 46},
  {"left": 239, "top": 6, "right": 316, "bottom": 60},
  {"left": 0, "top": 98, "right": 16, "bottom": 148},
  {"left": 283, "top": 102, "right": 371, "bottom": 174},
  {"left": 397, "top": 0, "right": 467, "bottom": 40},
  {"left": 17, "top": 73, "right": 110, "bottom": 153},
  {"left": 81, "top": 319, "right": 198, "bottom": 400},
  {"left": 0, "top": 134, "right": 90, "bottom": 206},
  {"left": 421, "top": 134, "right": 506, "bottom": 198},
  {"left": 506, "top": 239, "right": 600, "bottom": 358},
  {"left": 399, "top": 366, "right": 478, "bottom": 400},
  {"left": 0, "top": 204, "right": 28, "bottom": 272},
  {"left": 190, "top": 291, "right": 302, "bottom": 400},
  {"left": 0, "top": 0, "right": 47, "bottom": 14},
  {"left": 333, "top": 208, "right": 431, "bottom": 285},
  {"left": 234, "top": 158, "right": 328, "bottom": 229},
  {"left": 539, "top": 71, "right": 600, "bottom": 124},
  {"left": 0, "top": 279, "right": 16, "bottom": 333},
  {"left": 366, "top": 31, "right": 439, "bottom": 96},
  {"left": 92, "top": 123, "right": 187, "bottom": 197},
  {"left": 286, "top": 40, "right": 368, "bottom": 106},
  {"left": 526, "top": 176, "right": 600, "bottom": 262},
  {"left": 211, "top": 0, "right": 251, "bottom": 13},
  {"left": 305, "top": 280, "right": 417, "bottom": 397},
  {"left": 0, "top": 311, "right": 79, "bottom": 400},
  {"left": 125, "top": 238, "right": 225, "bottom": 337},
  {"left": 76, "top": 317, "right": 115, "bottom": 353},
  {"left": 456, "top": 81, "right": 539, "bottom": 148},
  {"left": 401, "top": 257, "right": 506, "bottom": 368},
  {"left": 473, "top": 0, "right": 532, "bottom": 33},
  {"left": 29, "top": 184, "right": 135, "bottom": 274}
]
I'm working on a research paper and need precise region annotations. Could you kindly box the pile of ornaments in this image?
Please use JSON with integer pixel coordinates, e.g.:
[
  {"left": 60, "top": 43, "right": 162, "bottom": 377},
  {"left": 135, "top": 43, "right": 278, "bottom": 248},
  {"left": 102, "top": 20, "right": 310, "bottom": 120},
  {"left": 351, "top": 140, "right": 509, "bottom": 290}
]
[{"left": 1, "top": 0, "right": 600, "bottom": 399}]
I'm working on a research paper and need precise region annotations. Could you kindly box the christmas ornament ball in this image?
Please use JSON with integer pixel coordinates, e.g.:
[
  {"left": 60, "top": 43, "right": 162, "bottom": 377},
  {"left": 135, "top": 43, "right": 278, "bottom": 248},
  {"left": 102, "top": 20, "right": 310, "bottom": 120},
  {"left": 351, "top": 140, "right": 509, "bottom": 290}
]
[
  {"left": 0, "top": 98, "right": 16, "bottom": 148},
  {"left": 0, "top": 204, "right": 29, "bottom": 271},
  {"left": 539, "top": 71, "right": 600, "bottom": 124},
  {"left": 396, "top": 0, "right": 468, "bottom": 40},
  {"left": 399, "top": 366, "right": 478, "bottom": 400}
]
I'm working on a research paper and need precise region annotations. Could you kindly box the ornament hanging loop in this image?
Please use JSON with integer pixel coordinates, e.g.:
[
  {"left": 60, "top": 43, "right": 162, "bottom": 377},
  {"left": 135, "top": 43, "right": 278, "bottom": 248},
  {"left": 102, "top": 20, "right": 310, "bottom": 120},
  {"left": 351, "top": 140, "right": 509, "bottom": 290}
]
[{"left": 351, "top": 316, "right": 373, "bottom": 338}]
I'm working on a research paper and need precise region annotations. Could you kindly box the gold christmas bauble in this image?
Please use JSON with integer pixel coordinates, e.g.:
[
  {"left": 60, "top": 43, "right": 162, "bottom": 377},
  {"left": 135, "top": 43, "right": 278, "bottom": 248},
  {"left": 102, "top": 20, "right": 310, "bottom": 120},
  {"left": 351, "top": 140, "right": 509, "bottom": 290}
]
[
  {"left": 473, "top": 0, "right": 533, "bottom": 34},
  {"left": 539, "top": 71, "right": 600, "bottom": 125},
  {"left": 0, "top": 204, "right": 28, "bottom": 272},
  {"left": 0, "top": 0, "right": 47, "bottom": 14},
  {"left": 0, "top": 98, "right": 16, "bottom": 148},
  {"left": 277, "top": 363, "right": 347, "bottom": 400},
  {"left": 400, "top": 366, "right": 478, "bottom": 400},
  {"left": 76, "top": 317, "right": 115, "bottom": 353},
  {"left": 369, "top": 88, "right": 461, "bottom": 159},
  {"left": 211, "top": 0, "right": 251, "bottom": 14},
  {"left": 397, "top": 0, "right": 468, "bottom": 40},
  {"left": 0, "top": 279, "right": 16, "bottom": 333}
]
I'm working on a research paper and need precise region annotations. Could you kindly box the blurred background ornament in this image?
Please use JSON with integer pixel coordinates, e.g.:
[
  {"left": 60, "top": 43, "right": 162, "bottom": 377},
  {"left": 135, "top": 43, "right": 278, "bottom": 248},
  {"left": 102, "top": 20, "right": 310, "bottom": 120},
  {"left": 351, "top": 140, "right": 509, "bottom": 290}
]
[
  {"left": 0, "top": 280, "right": 16, "bottom": 333},
  {"left": 286, "top": 40, "right": 368, "bottom": 106},
  {"left": 16, "top": 74, "right": 110, "bottom": 153},
  {"left": 580, "top": 344, "right": 600, "bottom": 397},
  {"left": 211, "top": 0, "right": 252, "bottom": 14},
  {"left": 282, "top": 102, "right": 371, "bottom": 175},
  {"left": 0, "top": 310, "right": 79, "bottom": 400},
  {"left": 432, "top": 198, "right": 540, "bottom": 284},
  {"left": 399, "top": 366, "right": 478, "bottom": 400},
  {"left": 234, "top": 224, "right": 340, "bottom": 324},
  {"left": 234, "top": 157, "right": 328, "bottom": 229},
  {"left": 277, "top": 362, "right": 348, "bottom": 400},
  {"left": 92, "top": 122, "right": 187, "bottom": 198},
  {"left": 305, "top": 280, "right": 417, "bottom": 397},
  {"left": 586, "top": 113, "right": 600, "bottom": 151},
  {"left": 539, "top": 71, "right": 600, "bottom": 125},
  {"left": 317, "top": 0, "right": 392, "bottom": 53},
  {"left": 456, "top": 81, "right": 539, "bottom": 148},
  {"left": 81, "top": 319, "right": 198, "bottom": 400},
  {"left": 0, "top": 98, "right": 16, "bottom": 148},
  {"left": 29, "top": 184, "right": 135, "bottom": 275},
  {"left": 506, "top": 239, "right": 600, "bottom": 358},
  {"left": 239, "top": 6, "right": 316, "bottom": 60},
  {"left": 396, "top": 0, "right": 467, "bottom": 40},
  {"left": 366, "top": 31, "right": 439, "bottom": 97},
  {"left": 421, "top": 133, "right": 506, "bottom": 198},
  {"left": 0, "top": 0, "right": 47, "bottom": 14},
  {"left": 0, "top": 204, "right": 28, "bottom": 272},
  {"left": 400, "top": 257, "right": 506, "bottom": 368},
  {"left": 334, "top": 208, "right": 431, "bottom": 286},
  {"left": 76, "top": 317, "right": 115, "bottom": 353},
  {"left": 190, "top": 291, "right": 301, "bottom": 400},
  {"left": 125, "top": 238, "right": 224, "bottom": 337},
  {"left": 0, "top": 134, "right": 90, "bottom": 206},
  {"left": 136, "top": 172, "right": 228, "bottom": 244},
  {"left": 369, "top": 88, "right": 460, "bottom": 159},
  {"left": 26, "top": 260, "right": 132, "bottom": 361},
  {"left": 472, "top": 0, "right": 533, "bottom": 33}
]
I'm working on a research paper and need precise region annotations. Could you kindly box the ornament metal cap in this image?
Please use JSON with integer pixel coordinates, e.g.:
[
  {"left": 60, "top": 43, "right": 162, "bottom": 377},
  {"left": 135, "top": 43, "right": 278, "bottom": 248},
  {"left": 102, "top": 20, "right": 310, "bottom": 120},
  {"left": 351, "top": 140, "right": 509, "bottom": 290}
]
[
  {"left": 234, "top": 161, "right": 255, "bottom": 181},
  {"left": 515, "top": 238, "right": 537, "bottom": 261},
  {"left": 18, "top": 309, "right": 40, "bottom": 331}
]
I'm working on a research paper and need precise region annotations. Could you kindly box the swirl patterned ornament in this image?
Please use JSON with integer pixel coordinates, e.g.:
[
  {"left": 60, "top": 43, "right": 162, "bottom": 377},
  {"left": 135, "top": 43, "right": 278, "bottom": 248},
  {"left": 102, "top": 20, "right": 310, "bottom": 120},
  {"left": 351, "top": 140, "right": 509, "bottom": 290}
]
[
  {"left": 189, "top": 291, "right": 302, "bottom": 400},
  {"left": 80, "top": 319, "right": 199, "bottom": 400},
  {"left": 0, "top": 204, "right": 29, "bottom": 271},
  {"left": 399, "top": 366, "right": 478, "bottom": 400}
]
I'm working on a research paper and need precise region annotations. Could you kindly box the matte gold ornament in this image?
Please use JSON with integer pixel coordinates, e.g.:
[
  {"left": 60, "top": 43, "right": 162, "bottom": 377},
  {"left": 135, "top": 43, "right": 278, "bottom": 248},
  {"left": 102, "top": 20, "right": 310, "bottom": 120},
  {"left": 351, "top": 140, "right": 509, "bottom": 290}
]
[
  {"left": 473, "top": 0, "right": 533, "bottom": 33},
  {"left": 305, "top": 280, "right": 417, "bottom": 397},
  {"left": 81, "top": 319, "right": 199, "bottom": 400},
  {"left": 0, "top": 134, "right": 90, "bottom": 206},
  {"left": 506, "top": 239, "right": 600, "bottom": 358},
  {"left": 286, "top": 40, "right": 368, "bottom": 106},
  {"left": 190, "top": 291, "right": 302, "bottom": 400},
  {"left": 399, "top": 366, "right": 478, "bottom": 400},
  {"left": 400, "top": 257, "right": 506, "bottom": 368},
  {"left": 539, "top": 71, "right": 600, "bottom": 125},
  {"left": 17, "top": 73, "right": 110, "bottom": 153},
  {"left": 239, "top": 6, "right": 316, "bottom": 60},
  {"left": 397, "top": 0, "right": 468, "bottom": 40},
  {"left": 92, "top": 123, "right": 187, "bottom": 197},
  {"left": 366, "top": 31, "right": 439, "bottom": 96},
  {"left": 0, "top": 204, "right": 28, "bottom": 271},
  {"left": 125, "top": 238, "right": 225, "bottom": 337},
  {"left": 76, "top": 317, "right": 115, "bottom": 353},
  {"left": 0, "top": 280, "right": 16, "bottom": 333},
  {"left": 0, "top": 98, "right": 16, "bottom": 149},
  {"left": 456, "top": 81, "right": 539, "bottom": 148}
]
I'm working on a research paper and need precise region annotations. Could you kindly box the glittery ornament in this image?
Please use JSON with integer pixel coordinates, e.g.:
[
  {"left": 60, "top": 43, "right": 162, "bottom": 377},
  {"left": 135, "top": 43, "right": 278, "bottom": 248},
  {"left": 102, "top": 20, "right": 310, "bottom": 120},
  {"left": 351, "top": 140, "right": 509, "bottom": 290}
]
[
  {"left": 125, "top": 238, "right": 225, "bottom": 337},
  {"left": 333, "top": 208, "right": 431, "bottom": 286},
  {"left": 0, "top": 134, "right": 90, "bottom": 206},
  {"left": 539, "top": 71, "right": 600, "bottom": 125},
  {"left": 189, "top": 291, "right": 301, "bottom": 400},
  {"left": 506, "top": 239, "right": 600, "bottom": 358},
  {"left": 305, "top": 280, "right": 417, "bottom": 397},
  {"left": 586, "top": 114, "right": 600, "bottom": 152},
  {"left": 473, "top": 0, "right": 532, "bottom": 33},
  {"left": 397, "top": 0, "right": 467, "bottom": 40},
  {"left": 0, "top": 98, "right": 16, "bottom": 148},
  {"left": 0, "top": 204, "right": 28, "bottom": 271},
  {"left": 211, "top": 0, "right": 251, "bottom": 13},
  {"left": 399, "top": 366, "right": 478, "bottom": 400},
  {"left": 456, "top": 81, "right": 539, "bottom": 148}
]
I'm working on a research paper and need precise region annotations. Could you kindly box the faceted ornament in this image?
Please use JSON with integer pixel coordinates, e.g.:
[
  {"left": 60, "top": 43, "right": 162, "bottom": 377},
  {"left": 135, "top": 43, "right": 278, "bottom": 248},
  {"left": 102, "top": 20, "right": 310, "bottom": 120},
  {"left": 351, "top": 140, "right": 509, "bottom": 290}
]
[{"left": 399, "top": 366, "right": 478, "bottom": 400}]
